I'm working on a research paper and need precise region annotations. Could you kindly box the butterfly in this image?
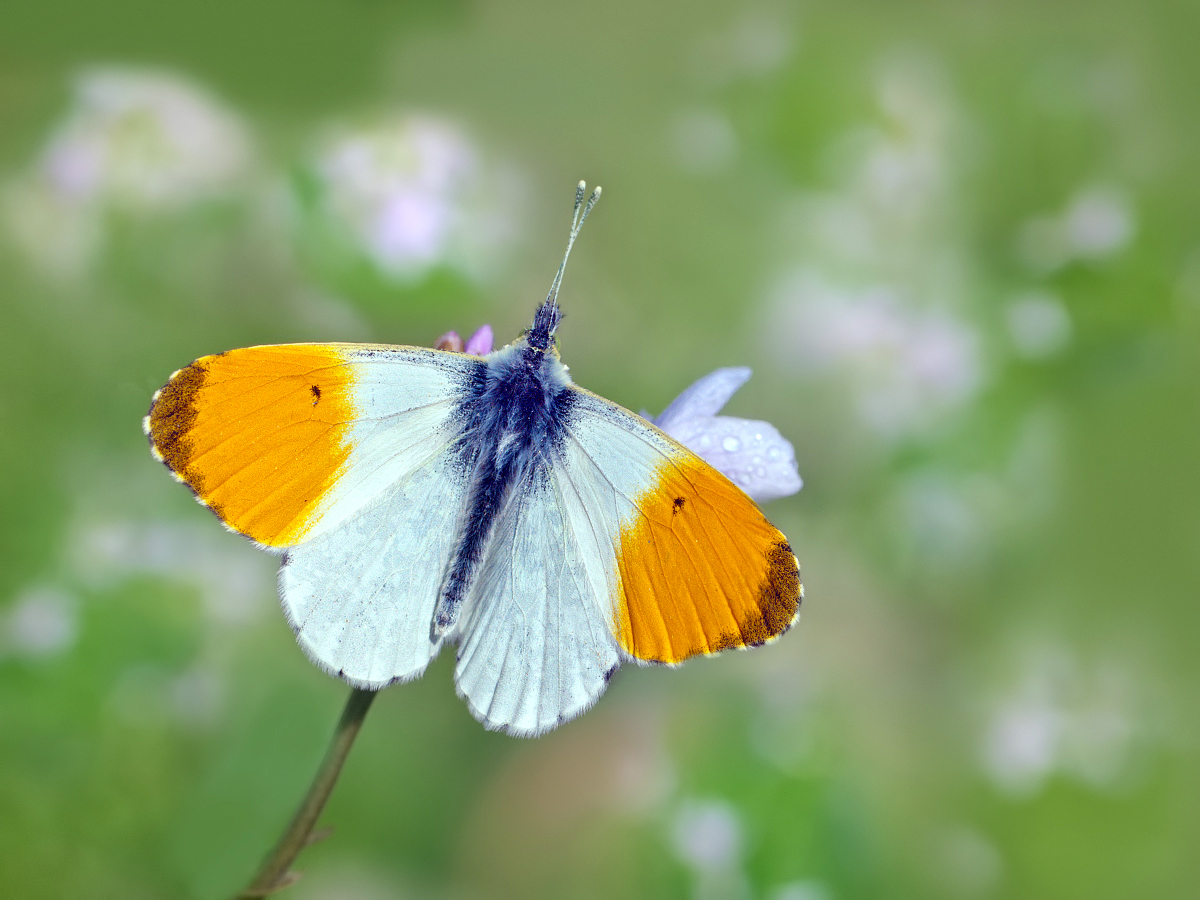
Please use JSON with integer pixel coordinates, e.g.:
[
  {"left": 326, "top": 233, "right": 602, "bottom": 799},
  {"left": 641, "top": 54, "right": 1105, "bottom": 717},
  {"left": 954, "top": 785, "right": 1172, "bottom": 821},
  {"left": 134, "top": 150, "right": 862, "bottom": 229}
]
[{"left": 145, "top": 182, "right": 802, "bottom": 737}]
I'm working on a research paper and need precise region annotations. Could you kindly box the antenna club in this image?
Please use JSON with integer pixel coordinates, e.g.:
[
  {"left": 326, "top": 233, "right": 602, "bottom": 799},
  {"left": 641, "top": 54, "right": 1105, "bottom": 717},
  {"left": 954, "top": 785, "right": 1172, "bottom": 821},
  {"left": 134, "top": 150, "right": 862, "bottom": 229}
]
[{"left": 533, "top": 179, "right": 603, "bottom": 347}]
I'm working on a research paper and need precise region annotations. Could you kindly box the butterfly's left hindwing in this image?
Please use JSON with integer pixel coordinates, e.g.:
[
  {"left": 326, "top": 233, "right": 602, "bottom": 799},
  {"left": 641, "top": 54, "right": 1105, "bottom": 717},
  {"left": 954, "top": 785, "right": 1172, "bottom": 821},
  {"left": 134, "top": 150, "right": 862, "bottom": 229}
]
[{"left": 452, "top": 465, "right": 621, "bottom": 737}]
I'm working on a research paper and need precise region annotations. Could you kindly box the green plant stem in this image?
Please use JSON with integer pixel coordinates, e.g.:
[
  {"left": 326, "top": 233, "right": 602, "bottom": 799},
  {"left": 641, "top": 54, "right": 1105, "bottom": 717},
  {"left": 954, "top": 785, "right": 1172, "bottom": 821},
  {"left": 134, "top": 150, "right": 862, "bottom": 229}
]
[{"left": 234, "top": 687, "right": 377, "bottom": 899}]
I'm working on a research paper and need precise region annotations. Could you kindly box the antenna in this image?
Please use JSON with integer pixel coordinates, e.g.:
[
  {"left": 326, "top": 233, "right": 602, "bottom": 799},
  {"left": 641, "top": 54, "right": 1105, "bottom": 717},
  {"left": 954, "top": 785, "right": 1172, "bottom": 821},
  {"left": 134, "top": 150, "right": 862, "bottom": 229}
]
[
  {"left": 527, "top": 180, "right": 602, "bottom": 351},
  {"left": 546, "top": 180, "right": 601, "bottom": 310}
]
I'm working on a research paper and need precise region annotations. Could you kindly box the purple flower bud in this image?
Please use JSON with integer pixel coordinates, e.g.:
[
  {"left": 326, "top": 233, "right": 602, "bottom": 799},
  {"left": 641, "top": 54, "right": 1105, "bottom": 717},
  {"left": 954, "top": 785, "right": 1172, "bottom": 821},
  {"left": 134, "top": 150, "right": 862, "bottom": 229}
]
[
  {"left": 651, "top": 368, "right": 802, "bottom": 503},
  {"left": 434, "top": 325, "right": 492, "bottom": 355},
  {"left": 464, "top": 324, "right": 494, "bottom": 356},
  {"left": 434, "top": 330, "right": 464, "bottom": 352}
]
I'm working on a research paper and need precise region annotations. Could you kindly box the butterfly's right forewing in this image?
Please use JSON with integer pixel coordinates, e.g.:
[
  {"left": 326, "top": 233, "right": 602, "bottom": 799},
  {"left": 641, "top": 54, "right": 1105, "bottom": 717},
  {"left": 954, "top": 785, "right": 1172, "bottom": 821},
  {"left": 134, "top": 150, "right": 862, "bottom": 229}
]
[{"left": 148, "top": 342, "right": 482, "bottom": 687}]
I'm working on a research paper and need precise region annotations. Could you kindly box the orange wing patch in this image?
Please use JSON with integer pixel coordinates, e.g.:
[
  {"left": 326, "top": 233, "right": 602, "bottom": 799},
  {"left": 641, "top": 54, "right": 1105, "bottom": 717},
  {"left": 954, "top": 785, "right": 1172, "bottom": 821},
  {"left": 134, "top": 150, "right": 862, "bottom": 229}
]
[
  {"left": 146, "top": 345, "right": 355, "bottom": 547},
  {"left": 614, "top": 454, "right": 801, "bottom": 664}
]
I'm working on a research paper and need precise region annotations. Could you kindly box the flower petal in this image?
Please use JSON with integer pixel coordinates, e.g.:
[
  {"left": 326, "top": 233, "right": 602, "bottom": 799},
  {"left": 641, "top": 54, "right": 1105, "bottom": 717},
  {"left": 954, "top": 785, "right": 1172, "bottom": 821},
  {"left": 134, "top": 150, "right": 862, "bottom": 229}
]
[
  {"left": 659, "top": 414, "right": 802, "bottom": 503},
  {"left": 654, "top": 367, "right": 752, "bottom": 432},
  {"left": 464, "top": 324, "right": 494, "bottom": 356}
]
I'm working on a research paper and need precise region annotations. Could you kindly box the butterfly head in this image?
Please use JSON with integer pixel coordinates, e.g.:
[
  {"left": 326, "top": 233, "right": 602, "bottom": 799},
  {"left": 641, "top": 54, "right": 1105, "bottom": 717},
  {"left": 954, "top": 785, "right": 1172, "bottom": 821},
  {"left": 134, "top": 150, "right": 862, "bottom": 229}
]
[
  {"left": 527, "top": 300, "right": 562, "bottom": 352},
  {"left": 527, "top": 180, "right": 601, "bottom": 355}
]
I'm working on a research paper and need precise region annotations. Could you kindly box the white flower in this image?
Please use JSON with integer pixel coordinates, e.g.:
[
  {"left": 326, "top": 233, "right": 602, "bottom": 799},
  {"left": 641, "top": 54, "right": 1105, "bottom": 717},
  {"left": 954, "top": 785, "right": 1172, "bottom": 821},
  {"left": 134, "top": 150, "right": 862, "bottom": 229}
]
[
  {"left": 3, "top": 586, "right": 79, "bottom": 658},
  {"left": 768, "top": 882, "right": 834, "bottom": 900},
  {"left": 768, "top": 270, "right": 982, "bottom": 438},
  {"left": 47, "top": 68, "right": 253, "bottom": 211},
  {"left": 764, "top": 55, "right": 984, "bottom": 441},
  {"left": 670, "top": 109, "right": 738, "bottom": 174},
  {"left": 689, "top": 9, "right": 795, "bottom": 86},
  {"left": 4, "top": 67, "right": 254, "bottom": 276},
  {"left": 672, "top": 799, "right": 743, "bottom": 873},
  {"left": 1005, "top": 291, "right": 1073, "bottom": 359},
  {"left": 309, "top": 115, "right": 520, "bottom": 282},
  {"left": 649, "top": 368, "right": 802, "bottom": 502},
  {"left": 1017, "top": 184, "right": 1136, "bottom": 272},
  {"left": 72, "top": 519, "right": 274, "bottom": 625},
  {"left": 982, "top": 643, "right": 1147, "bottom": 795}
]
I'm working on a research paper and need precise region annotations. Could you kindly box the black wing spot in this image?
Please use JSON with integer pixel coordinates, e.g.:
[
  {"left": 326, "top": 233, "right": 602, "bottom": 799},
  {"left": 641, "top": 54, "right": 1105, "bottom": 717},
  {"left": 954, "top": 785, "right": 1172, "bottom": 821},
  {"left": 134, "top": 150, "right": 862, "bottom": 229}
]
[
  {"left": 310, "top": 384, "right": 321, "bottom": 405},
  {"left": 672, "top": 497, "right": 686, "bottom": 514}
]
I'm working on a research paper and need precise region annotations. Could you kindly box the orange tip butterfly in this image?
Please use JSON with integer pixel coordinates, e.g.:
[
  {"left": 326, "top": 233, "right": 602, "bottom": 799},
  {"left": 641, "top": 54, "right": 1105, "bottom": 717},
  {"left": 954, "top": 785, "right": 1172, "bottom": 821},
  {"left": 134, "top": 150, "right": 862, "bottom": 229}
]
[{"left": 145, "top": 182, "right": 802, "bottom": 737}]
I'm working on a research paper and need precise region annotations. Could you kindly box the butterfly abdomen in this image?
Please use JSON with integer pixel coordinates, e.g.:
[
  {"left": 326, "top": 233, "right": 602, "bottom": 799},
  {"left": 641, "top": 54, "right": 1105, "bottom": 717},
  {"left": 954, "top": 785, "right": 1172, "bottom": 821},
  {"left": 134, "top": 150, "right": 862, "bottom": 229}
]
[{"left": 434, "top": 340, "right": 576, "bottom": 636}]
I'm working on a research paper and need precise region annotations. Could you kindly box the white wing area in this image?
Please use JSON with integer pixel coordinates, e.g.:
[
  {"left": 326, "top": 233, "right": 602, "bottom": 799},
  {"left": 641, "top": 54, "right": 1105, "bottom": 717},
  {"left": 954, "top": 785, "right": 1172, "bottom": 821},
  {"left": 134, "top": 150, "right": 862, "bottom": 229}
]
[
  {"left": 553, "top": 388, "right": 684, "bottom": 607},
  {"left": 451, "top": 390, "right": 698, "bottom": 736},
  {"left": 453, "top": 469, "right": 622, "bottom": 737},
  {"left": 563, "top": 388, "right": 681, "bottom": 506},
  {"left": 280, "top": 451, "right": 466, "bottom": 687},
  {"left": 301, "top": 345, "right": 475, "bottom": 543},
  {"left": 277, "top": 345, "right": 476, "bottom": 687}
]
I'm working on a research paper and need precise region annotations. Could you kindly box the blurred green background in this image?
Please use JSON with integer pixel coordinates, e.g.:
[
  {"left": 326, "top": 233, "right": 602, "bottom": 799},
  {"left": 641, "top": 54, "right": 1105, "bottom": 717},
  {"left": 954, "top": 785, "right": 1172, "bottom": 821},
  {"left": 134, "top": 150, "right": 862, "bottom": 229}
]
[{"left": 2, "top": 1, "right": 1198, "bottom": 898}]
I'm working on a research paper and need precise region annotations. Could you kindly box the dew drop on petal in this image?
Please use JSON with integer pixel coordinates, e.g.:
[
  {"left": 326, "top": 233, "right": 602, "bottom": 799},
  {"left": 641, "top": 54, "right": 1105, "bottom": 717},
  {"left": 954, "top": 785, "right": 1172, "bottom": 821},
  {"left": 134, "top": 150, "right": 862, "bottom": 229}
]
[
  {"left": 722, "top": 435, "right": 741, "bottom": 452},
  {"left": 698, "top": 433, "right": 713, "bottom": 449},
  {"left": 768, "top": 446, "right": 781, "bottom": 461}
]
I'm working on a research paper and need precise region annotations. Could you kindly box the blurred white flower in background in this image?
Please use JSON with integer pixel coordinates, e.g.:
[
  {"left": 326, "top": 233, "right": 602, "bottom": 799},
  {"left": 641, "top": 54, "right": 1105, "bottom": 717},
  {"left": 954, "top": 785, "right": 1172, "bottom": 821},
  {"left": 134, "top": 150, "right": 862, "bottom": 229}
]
[
  {"left": 289, "top": 862, "right": 405, "bottom": 900},
  {"left": 307, "top": 115, "right": 521, "bottom": 283},
  {"left": 107, "top": 662, "right": 226, "bottom": 731},
  {"left": 672, "top": 799, "right": 742, "bottom": 871},
  {"left": 885, "top": 406, "right": 1063, "bottom": 575},
  {"left": 4, "top": 67, "right": 254, "bottom": 278},
  {"left": 888, "top": 471, "right": 996, "bottom": 572},
  {"left": 788, "top": 55, "right": 958, "bottom": 276},
  {"left": 1005, "top": 291, "right": 1073, "bottom": 360},
  {"left": 41, "top": 69, "right": 253, "bottom": 211},
  {"left": 672, "top": 798, "right": 751, "bottom": 900},
  {"left": 1016, "top": 184, "right": 1136, "bottom": 273},
  {"left": 932, "top": 825, "right": 1003, "bottom": 898},
  {"left": 689, "top": 7, "right": 795, "bottom": 86},
  {"left": 168, "top": 664, "right": 225, "bottom": 729},
  {"left": 71, "top": 518, "right": 274, "bottom": 626},
  {"left": 768, "top": 270, "right": 981, "bottom": 438},
  {"left": 982, "top": 642, "right": 1148, "bottom": 796},
  {"left": 2, "top": 585, "right": 79, "bottom": 658},
  {"left": 765, "top": 55, "right": 983, "bottom": 440},
  {"left": 670, "top": 108, "right": 739, "bottom": 175},
  {"left": 768, "top": 882, "right": 833, "bottom": 900}
]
